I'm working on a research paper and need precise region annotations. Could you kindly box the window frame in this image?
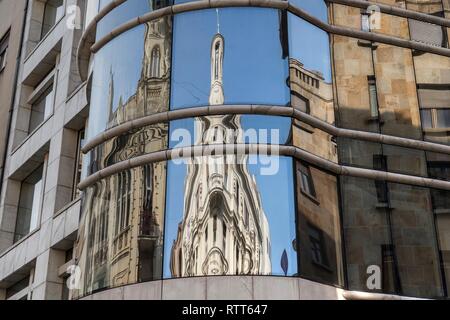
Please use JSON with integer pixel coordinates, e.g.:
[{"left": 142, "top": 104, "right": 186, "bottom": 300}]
[{"left": 0, "top": 30, "right": 10, "bottom": 73}]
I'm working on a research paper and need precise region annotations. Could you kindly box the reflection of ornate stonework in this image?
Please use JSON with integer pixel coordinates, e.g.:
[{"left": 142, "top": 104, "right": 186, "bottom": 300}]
[
  {"left": 75, "top": 14, "right": 171, "bottom": 295},
  {"left": 290, "top": 59, "right": 343, "bottom": 285},
  {"left": 290, "top": 58, "right": 337, "bottom": 162},
  {"left": 170, "top": 24, "right": 271, "bottom": 277}
]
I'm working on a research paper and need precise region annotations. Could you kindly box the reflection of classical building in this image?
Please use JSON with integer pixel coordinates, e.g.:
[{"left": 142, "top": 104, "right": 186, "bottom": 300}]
[
  {"left": 290, "top": 58, "right": 337, "bottom": 162},
  {"left": 332, "top": 0, "right": 448, "bottom": 297},
  {"left": 170, "top": 21, "right": 272, "bottom": 277},
  {"left": 75, "top": 13, "right": 171, "bottom": 294},
  {"left": 290, "top": 59, "right": 343, "bottom": 285}
]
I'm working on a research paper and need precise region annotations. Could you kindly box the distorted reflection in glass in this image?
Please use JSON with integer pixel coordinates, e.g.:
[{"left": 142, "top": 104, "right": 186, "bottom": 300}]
[
  {"left": 89, "top": 19, "right": 171, "bottom": 138},
  {"left": 88, "top": 124, "right": 168, "bottom": 174},
  {"left": 74, "top": 163, "right": 167, "bottom": 297},
  {"left": 338, "top": 139, "right": 430, "bottom": 178},
  {"left": 97, "top": 0, "right": 172, "bottom": 40},
  {"left": 295, "top": 161, "right": 344, "bottom": 286},
  {"left": 87, "top": 17, "right": 172, "bottom": 174},
  {"left": 169, "top": 116, "right": 292, "bottom": 150},
  {"left": 288, "top": 14, "right": 336, "bottom": 164},
  {"left": 341, "top": 176, "right": 445, "bottom": 298},
  {"left": 171, "top": 8, "right": 289, "bottom": 109},
  {"left": 164, "top": 157, "right": 296, "bottom": 278}
]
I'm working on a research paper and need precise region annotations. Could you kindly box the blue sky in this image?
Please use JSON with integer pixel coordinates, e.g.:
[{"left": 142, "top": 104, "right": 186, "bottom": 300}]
[{"left": 171, "top": 7, "right": 290, "bottom": 108}]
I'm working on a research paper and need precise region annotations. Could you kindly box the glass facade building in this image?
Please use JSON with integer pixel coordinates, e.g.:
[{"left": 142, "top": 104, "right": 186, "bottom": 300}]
[{"left": 20, "top": 0, "right": 447, "bottom": 299}]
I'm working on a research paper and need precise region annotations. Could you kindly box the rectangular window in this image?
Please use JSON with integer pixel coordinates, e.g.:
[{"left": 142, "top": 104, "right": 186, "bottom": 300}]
[
  {"left": 29, "top": 84, "right": 54, "bottom": 134},
  {"left": 368, "top": 77, "right": 379, "bottom": 118},
  {"left": 409, "top": 12, "right": 447, "bottom": 48},
  {"left": 72, "top": 129, "right": 85, "bottom": 199},
  {"left": 308, "top": 225, "right": 328, "bottom": 267},
  {"left": 421, "top": 109, "right": 450, "bottom": 129},
  {"left": 420, "top": 109, "right": 433, "bottom": 129},
  {"left": 14, "top": 165, "right": 45, "bottom": 243},
  {"left": 428, "top": 162, "right": 450, "bottom": 211},
  {"left": 361, "top": 14, "right": 370, "bottom": 32},
  {"left": 41, "top": 0, "right": 65, "bottom": 40},
  {"left": 298, "top": 163, "right": 316, "bottom": 198},
  {"left": 0, "top": 30, "right": 9, "bottom": 72},
  {"left": 6, "top": 275, "right": 30, "bottom": 300},
  {"left": 435, "top": 109, "right": 450, "bottom": 128},
  {"left": 373, "top": 155, "right": 389, "bottom": 204},
  {"left": 381, "top": 244, "right": 400, "bottom": 293}
]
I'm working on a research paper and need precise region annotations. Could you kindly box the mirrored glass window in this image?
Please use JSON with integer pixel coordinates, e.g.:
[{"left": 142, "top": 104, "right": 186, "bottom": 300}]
[
  {"left": 171, "top": 8, "right": 290, "bottom": 109},
  {"left": 89, "top": 19, "right": 171, "bottom": 140},
  {"left": 295, "top": 161, "right": 344, "bottom": 286},
  {"left": 97, "top": 0, "right": 172, "bottom": 40},
  {"left": 164, "top": 156, "right": 297, "bottom": 278},
  {"left": 74, "top": 163, "right": 167, "bottom": 297},
  {"left": 341, "top": 176, "right": 445, "bottom": 298}
]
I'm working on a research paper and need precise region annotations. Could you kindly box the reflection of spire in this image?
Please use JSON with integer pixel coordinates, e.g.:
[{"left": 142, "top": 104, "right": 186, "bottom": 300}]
[
  {"left": 209, "top": 10, "right": 225, "bottom": 106},
  {"left": 108, "top": 66, "right": 114, "bottom": 122},
  {"left": 216, "top": 8, "right": 220, "bottom": 34}
]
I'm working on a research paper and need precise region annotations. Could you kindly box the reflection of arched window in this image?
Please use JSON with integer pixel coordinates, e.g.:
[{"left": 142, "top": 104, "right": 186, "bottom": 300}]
[
  {"left": 149, "top": 46, "right": 161, "bottom": 78},
  {"left": 214, "top": 42, "right": 220, "bottom": 80},
  {"left": 115, "top": 171, "right": 131, "bottom": 235},
  {"left": 213, "top": 214, "right": 218, "bottom": 244},
  {"left": 196, "top": 184, "right": 202, "bottom": 210}
]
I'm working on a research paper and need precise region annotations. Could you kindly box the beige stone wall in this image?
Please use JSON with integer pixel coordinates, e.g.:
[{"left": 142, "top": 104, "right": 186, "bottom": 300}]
[{"left": 332, "top": 0, "right": 446, "bottom": 297}]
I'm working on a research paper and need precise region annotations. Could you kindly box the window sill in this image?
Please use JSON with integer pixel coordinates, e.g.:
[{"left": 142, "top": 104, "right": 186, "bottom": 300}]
[
  {"left": 435, "top": 209, "right": 450, "bottom": 215},
  {"left": 312, "top": 260, "right": 333, "bottom": 273},
  {"left": 10, "top": 113, "right": 53, "bottom": 156},
  {"left": 53, "top": 196, "right": 81, "bottom": 219},
  {"left": 23, "top": 14, "right": 66, "bottom": 64},
  {"left": 375, "top": 202, "right": 391, "bottom": 209},
  {"left": 423, "top": 128, "right": 450, "bottom": 134},
  {"left": 0, "top": 228, "right": 40, "bottom": 260},
  {"left": 300, "top": 190, "right": 320, "bottom": 205}
]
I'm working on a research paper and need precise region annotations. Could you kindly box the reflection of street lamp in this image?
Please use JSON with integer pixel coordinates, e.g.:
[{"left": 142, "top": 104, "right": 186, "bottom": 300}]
[{"left": 281, "top": 249, "right": 288, "bottom": 276}]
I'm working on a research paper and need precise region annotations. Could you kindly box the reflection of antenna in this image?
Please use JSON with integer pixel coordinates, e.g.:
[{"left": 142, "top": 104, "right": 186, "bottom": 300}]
[{"left": 216, "top": 8, "right": 220, "bottom": 34}]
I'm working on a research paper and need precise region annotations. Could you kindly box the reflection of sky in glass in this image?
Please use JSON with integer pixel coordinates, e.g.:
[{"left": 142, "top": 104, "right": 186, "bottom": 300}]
[
  {"left": 163, "top": 157, "right": 297, "bottom": 278},
  {"left": 88, "top": 26, "right": 145, "bottom": 139},
  {"left": 290, "top": 0, "right": 328, "bottom": 22},
  {"left": 171, "top": 8, "right": 290, "bottom": 109},
  {"left": 97, "top": 0, "right": 153, "bottom": 40},
  {"left": 169, "top": 116, "right": 291, "bottom": 149},
  {"left": 288, "top": 13, "right": 332, "bottom": 82}
]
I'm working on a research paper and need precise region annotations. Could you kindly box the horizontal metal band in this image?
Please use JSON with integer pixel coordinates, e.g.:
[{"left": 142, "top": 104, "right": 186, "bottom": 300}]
[
  {"left": 77, "top": 143, "right": 450, "bottom": 191},
  {"left": 326, "top": 0, "right": 450, "bottom": 28},
  {"left": 76, "top": 0, "right": 450, "bottom": 81},
  {"left": 77, "top": 0, "right": 127, "bottom": 80},
  {"left": 80, "top": 104, "right": 450, "bottom": 156}
]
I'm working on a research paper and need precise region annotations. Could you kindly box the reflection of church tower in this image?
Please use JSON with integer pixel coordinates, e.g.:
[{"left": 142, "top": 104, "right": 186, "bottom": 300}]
[
  {"left": 77, "top": 0, "right": 171, "bottom": 294},
  {"left": 170, "top": 11, "right": 271, "bottom": 277},
  {"left": 209, "top": 9, "right": 224, "bottom": 106}
]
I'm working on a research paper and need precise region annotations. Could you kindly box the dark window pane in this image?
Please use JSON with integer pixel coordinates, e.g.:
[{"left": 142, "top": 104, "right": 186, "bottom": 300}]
[
  {"left": 421, "top": 109, "right": 433, "bottom": 129},
  {"left": 436, "top": 109, "right": 450, "bottom": 128}
]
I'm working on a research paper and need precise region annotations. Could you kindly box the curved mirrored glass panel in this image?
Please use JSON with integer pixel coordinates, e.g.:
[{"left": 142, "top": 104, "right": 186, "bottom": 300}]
[
  {"left": 74, "top": 163, "right": 167, "bottom": 298},
  {"left": 295, "top": 161, "right": 344, "bottom": 286},
  {"left": 164, "top": 156, "right": 297, "bottom": 278},
  {"left": 171, "top": 8, "right": 290, "bottom": 109},
  {"left": 97, "top": 0, "right": 173, "bottom": 40},
  {"left": 169, "top": 115, "right": 292, "bottom": 150},
  {"left": 88, "top": 19, "right": 172, "bottom": 140},
  {"left": 341, "top": 176, "right": 445, "bottom": 298},
  {"left": 288, "top": 13, "right": 337, "bottom": 163},
  {"left": 88, "top": 124, "right": 169, "bottom": 175}
]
